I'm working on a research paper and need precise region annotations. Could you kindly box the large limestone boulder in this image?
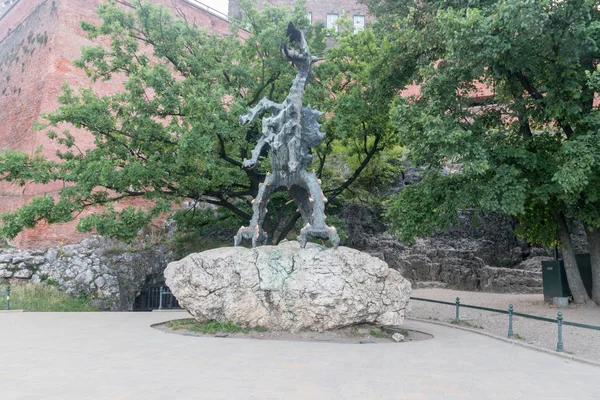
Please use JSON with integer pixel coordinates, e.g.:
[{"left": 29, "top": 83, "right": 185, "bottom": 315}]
[{"left": 164, "top": 241, "right": 411, "bottom": 332}]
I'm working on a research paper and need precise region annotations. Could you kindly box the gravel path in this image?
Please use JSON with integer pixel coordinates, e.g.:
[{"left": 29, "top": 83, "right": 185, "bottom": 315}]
[{"left": 409, "top": 288, "right": 600, "bottom": 362}]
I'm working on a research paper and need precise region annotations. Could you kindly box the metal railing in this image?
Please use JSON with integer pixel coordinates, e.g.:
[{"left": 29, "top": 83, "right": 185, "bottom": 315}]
[
  {"left": 410, "top": 296, "right": 600, "bottom": 352},
  {"left": 1, "top": 285, "right": 10, "bottom": 310},
  {"left": 158, "top": 286, "right": 175, "bottom": 310},
  {"left": 133, "top": 285, "right": 180, "bottom": 311}
]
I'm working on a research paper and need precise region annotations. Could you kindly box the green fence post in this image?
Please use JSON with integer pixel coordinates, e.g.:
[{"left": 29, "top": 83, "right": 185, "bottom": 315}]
[
  {"left": 508, "top": 304, "right": 514, "bottom": 338},
  {"left": 159, "top": 286, "right": 164, "bottom": 310},
  {"left": 556, "top": 311, "right": 563, "bottom": 352},
  {"left": 455, "top": 297, "right": 460, "bottom": 324},
  {"left": 5, "top": 285, "right": 10, "bottom": 311}
]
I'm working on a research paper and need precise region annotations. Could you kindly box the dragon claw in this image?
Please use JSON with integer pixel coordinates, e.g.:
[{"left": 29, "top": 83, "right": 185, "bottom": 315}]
[{"left": 235, "top": 225, "right": 267, "bottom": 248}]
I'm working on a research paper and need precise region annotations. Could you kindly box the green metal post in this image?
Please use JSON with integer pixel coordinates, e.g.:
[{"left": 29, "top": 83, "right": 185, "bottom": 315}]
[
  {"left": 159, "top": 286, "right": 164, "bottom": 310},
  {"left": 455, "top": 297, "right": 460, "bottom": 324},
  {"left": 508, "top": 304, "right": 514, "bottom": 338},
  {"left": 5, "top": 285, "right": 10, "bottom": 311},
  {"left": 556, "top": 311, "right": 563, "bottom": 352}
]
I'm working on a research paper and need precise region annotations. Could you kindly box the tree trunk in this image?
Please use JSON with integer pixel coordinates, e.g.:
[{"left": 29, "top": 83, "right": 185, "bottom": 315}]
[
  {"left": 264, "top": 216, "right": 275, "bottom": 245},
  {"left": 552, "top": 211, "right": 591, "bottom": 305},
  {"left": 584, "top": 225, "right": 600, "bottom": 305},
  {"left": 275, "top": 212, "right": 301, "bottom": 245}
]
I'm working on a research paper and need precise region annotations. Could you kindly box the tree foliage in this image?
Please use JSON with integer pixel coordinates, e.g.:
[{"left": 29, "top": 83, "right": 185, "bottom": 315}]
[
  {"left": 0, "top": 0, "right": 398, "bottom": 244},
  {"left": 366, "top": 0, "right": 600, "bottom": 303}
]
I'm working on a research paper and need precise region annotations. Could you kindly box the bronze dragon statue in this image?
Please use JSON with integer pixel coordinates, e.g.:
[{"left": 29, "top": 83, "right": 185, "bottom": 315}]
[{"left": 234, "top": 22, "right": 340, "bottom": 248}]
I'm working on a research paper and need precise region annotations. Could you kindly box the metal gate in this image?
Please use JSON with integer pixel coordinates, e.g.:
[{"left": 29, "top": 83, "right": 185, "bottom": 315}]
[{"left": 133, "top": 285, "right": 180, "bottom": 311}]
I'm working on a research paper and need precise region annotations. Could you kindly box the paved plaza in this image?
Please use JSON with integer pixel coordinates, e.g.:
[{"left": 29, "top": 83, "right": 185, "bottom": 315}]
[{"left": 1, "top": 311, "right": 599, "bottom": 399}]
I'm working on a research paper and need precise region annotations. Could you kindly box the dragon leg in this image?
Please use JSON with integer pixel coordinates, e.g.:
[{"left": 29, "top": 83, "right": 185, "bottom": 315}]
[
  {"left": 234, "top": 174, "right": 276, "bottom": 247},
  {"left": 297, "top": 170, "right": 340, "bottom": 248}
]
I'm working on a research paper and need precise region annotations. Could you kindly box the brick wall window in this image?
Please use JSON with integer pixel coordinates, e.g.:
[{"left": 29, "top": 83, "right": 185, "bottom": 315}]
[
  {"left": 353, "top": 15, "right": 365, "bottom": 33},
  {"left": 326, "top": 13, "right": 339, "bottom": 32}
]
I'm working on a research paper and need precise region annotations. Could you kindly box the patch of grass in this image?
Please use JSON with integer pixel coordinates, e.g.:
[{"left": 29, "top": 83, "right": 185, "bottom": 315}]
[
  {"left": 45, "top": 278, "right": 60, "bottom": 287},
  {"left": 462, "top": 321, "right": 484, "bottom": 329},
  {"left": 0, "top": 281, "right": 99, "bottom": 312},
  {"left": 104, "top": 248, "right": 137, "bottom": 256},
  {"left": 369, "top": 328, "right": 392, "bottom": 339},
  {"left": 512, "top": 333, "right": 525, "bottom": 341},
  {"left": 166, "top": 319, "right": 267, "bottom": 334},
  {"left": 451, "top": 320, "right": 484, "bottom": 329},
  {"left": 390, "top": 328, "right": 409, "bottom": 337},
  {"left": 350, "top": 327, "right": 365, "bottom": 337}
]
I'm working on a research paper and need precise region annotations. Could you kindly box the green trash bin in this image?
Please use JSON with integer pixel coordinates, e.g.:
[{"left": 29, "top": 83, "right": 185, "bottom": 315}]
[
  {"left": 542, "top": 260, "right": 570, "bottom": 302},
  {"left": 542, "top": 254, "right": 593, "bottom": 302}
]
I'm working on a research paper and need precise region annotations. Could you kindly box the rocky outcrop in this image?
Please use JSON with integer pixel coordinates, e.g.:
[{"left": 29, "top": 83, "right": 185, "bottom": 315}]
[
  {"left": 478, "top": 266, "right": 543, "bottom": 294},
  {"left": 379, "top": 238, "right": 543, "bottom": 293},
  {"left": 0, "top": 236, "right": 171, "bottom": 310},
  {"left": 165, "top": 241, "right": 412, "bottom": 332},
  {"left": 341, "top": 202, "right": 549, "bottom": 294},
  {"left": 513, "top": 256, "right": 554, "bottom": 272}
]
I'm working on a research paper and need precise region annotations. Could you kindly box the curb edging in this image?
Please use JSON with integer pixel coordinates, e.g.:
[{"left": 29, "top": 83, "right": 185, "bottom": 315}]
[{"left": 407, "top": 317, "right": 600, "bottom": 368}]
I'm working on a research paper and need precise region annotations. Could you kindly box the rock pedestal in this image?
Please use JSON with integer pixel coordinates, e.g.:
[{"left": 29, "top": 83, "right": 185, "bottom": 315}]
[{"left": 164, "top": 241, "right": 412, "bottom": 332}]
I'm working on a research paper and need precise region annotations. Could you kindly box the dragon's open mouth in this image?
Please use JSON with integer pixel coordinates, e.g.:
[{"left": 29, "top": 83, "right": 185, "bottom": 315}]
[{"left": 282, "top": 22, "right": 309, "bottom": 62}]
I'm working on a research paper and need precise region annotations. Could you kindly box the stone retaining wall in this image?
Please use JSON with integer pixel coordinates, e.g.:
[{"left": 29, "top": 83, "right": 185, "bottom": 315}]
[{"left": 0, "top": 236, "right": 171, "bottom": 310}]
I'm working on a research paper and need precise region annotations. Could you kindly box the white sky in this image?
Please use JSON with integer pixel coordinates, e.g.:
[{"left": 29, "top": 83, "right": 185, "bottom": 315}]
[{"left": 195, "top": 0, "right": 229, "bottom": 16}]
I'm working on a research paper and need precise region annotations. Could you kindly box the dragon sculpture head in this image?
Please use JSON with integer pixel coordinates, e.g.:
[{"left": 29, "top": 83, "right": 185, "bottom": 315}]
[{"left": 281, "top": 22, "right": 317, "bottom": 78}]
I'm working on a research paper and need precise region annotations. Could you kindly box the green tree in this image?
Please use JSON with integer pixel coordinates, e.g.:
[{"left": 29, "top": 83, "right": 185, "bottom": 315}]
[
  {"left": 366, "top": 0, "right": 600, "bottom": 304},
  {"left": 0, "top": 1, "right": 396, "bottom": 247}
]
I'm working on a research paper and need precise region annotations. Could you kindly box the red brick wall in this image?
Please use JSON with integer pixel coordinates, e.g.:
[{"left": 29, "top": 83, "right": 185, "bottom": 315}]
[
  {"left": 229, "top": 0, "right": 371, "bottom": 25},
  {"left": 0, "top": 0, "right": 58, "bottom": 226},
  {"left": 0, "top": 0, "right": 233, "bottom": 248}
]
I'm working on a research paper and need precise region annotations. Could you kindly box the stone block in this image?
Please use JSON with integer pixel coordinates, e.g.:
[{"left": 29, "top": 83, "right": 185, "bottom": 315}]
[
  {"left": 0, "top": 270, "right": 13, "bottom": 278},
  {"left": 14, "top": 269, "right": 33, "bottom": 279},
  {"left": 28, "top": 256, "right": 46, "bottom": 266},
  {"left": 553, "top": 297, "right": 569, "bottom": 307},
  {"left": 11, "top": 256, "right": 25, "bottom": 264}
]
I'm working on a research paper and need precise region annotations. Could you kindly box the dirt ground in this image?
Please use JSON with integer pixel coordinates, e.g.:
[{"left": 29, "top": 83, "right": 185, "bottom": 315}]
[
  {"left": 409, "top": 288, "right": 600, "bottom": 362},
  {"left": 154, "top": 320, "right": 434, "bottom": 344}
]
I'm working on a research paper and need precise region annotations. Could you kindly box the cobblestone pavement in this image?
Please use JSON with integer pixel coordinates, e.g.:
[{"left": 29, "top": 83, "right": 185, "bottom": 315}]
[
  {"left": 410, "top": 288, "right": 600, "bottom": 363},
  {"left": 1, "top": 311, "right": 599, "bottom": 399}
]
